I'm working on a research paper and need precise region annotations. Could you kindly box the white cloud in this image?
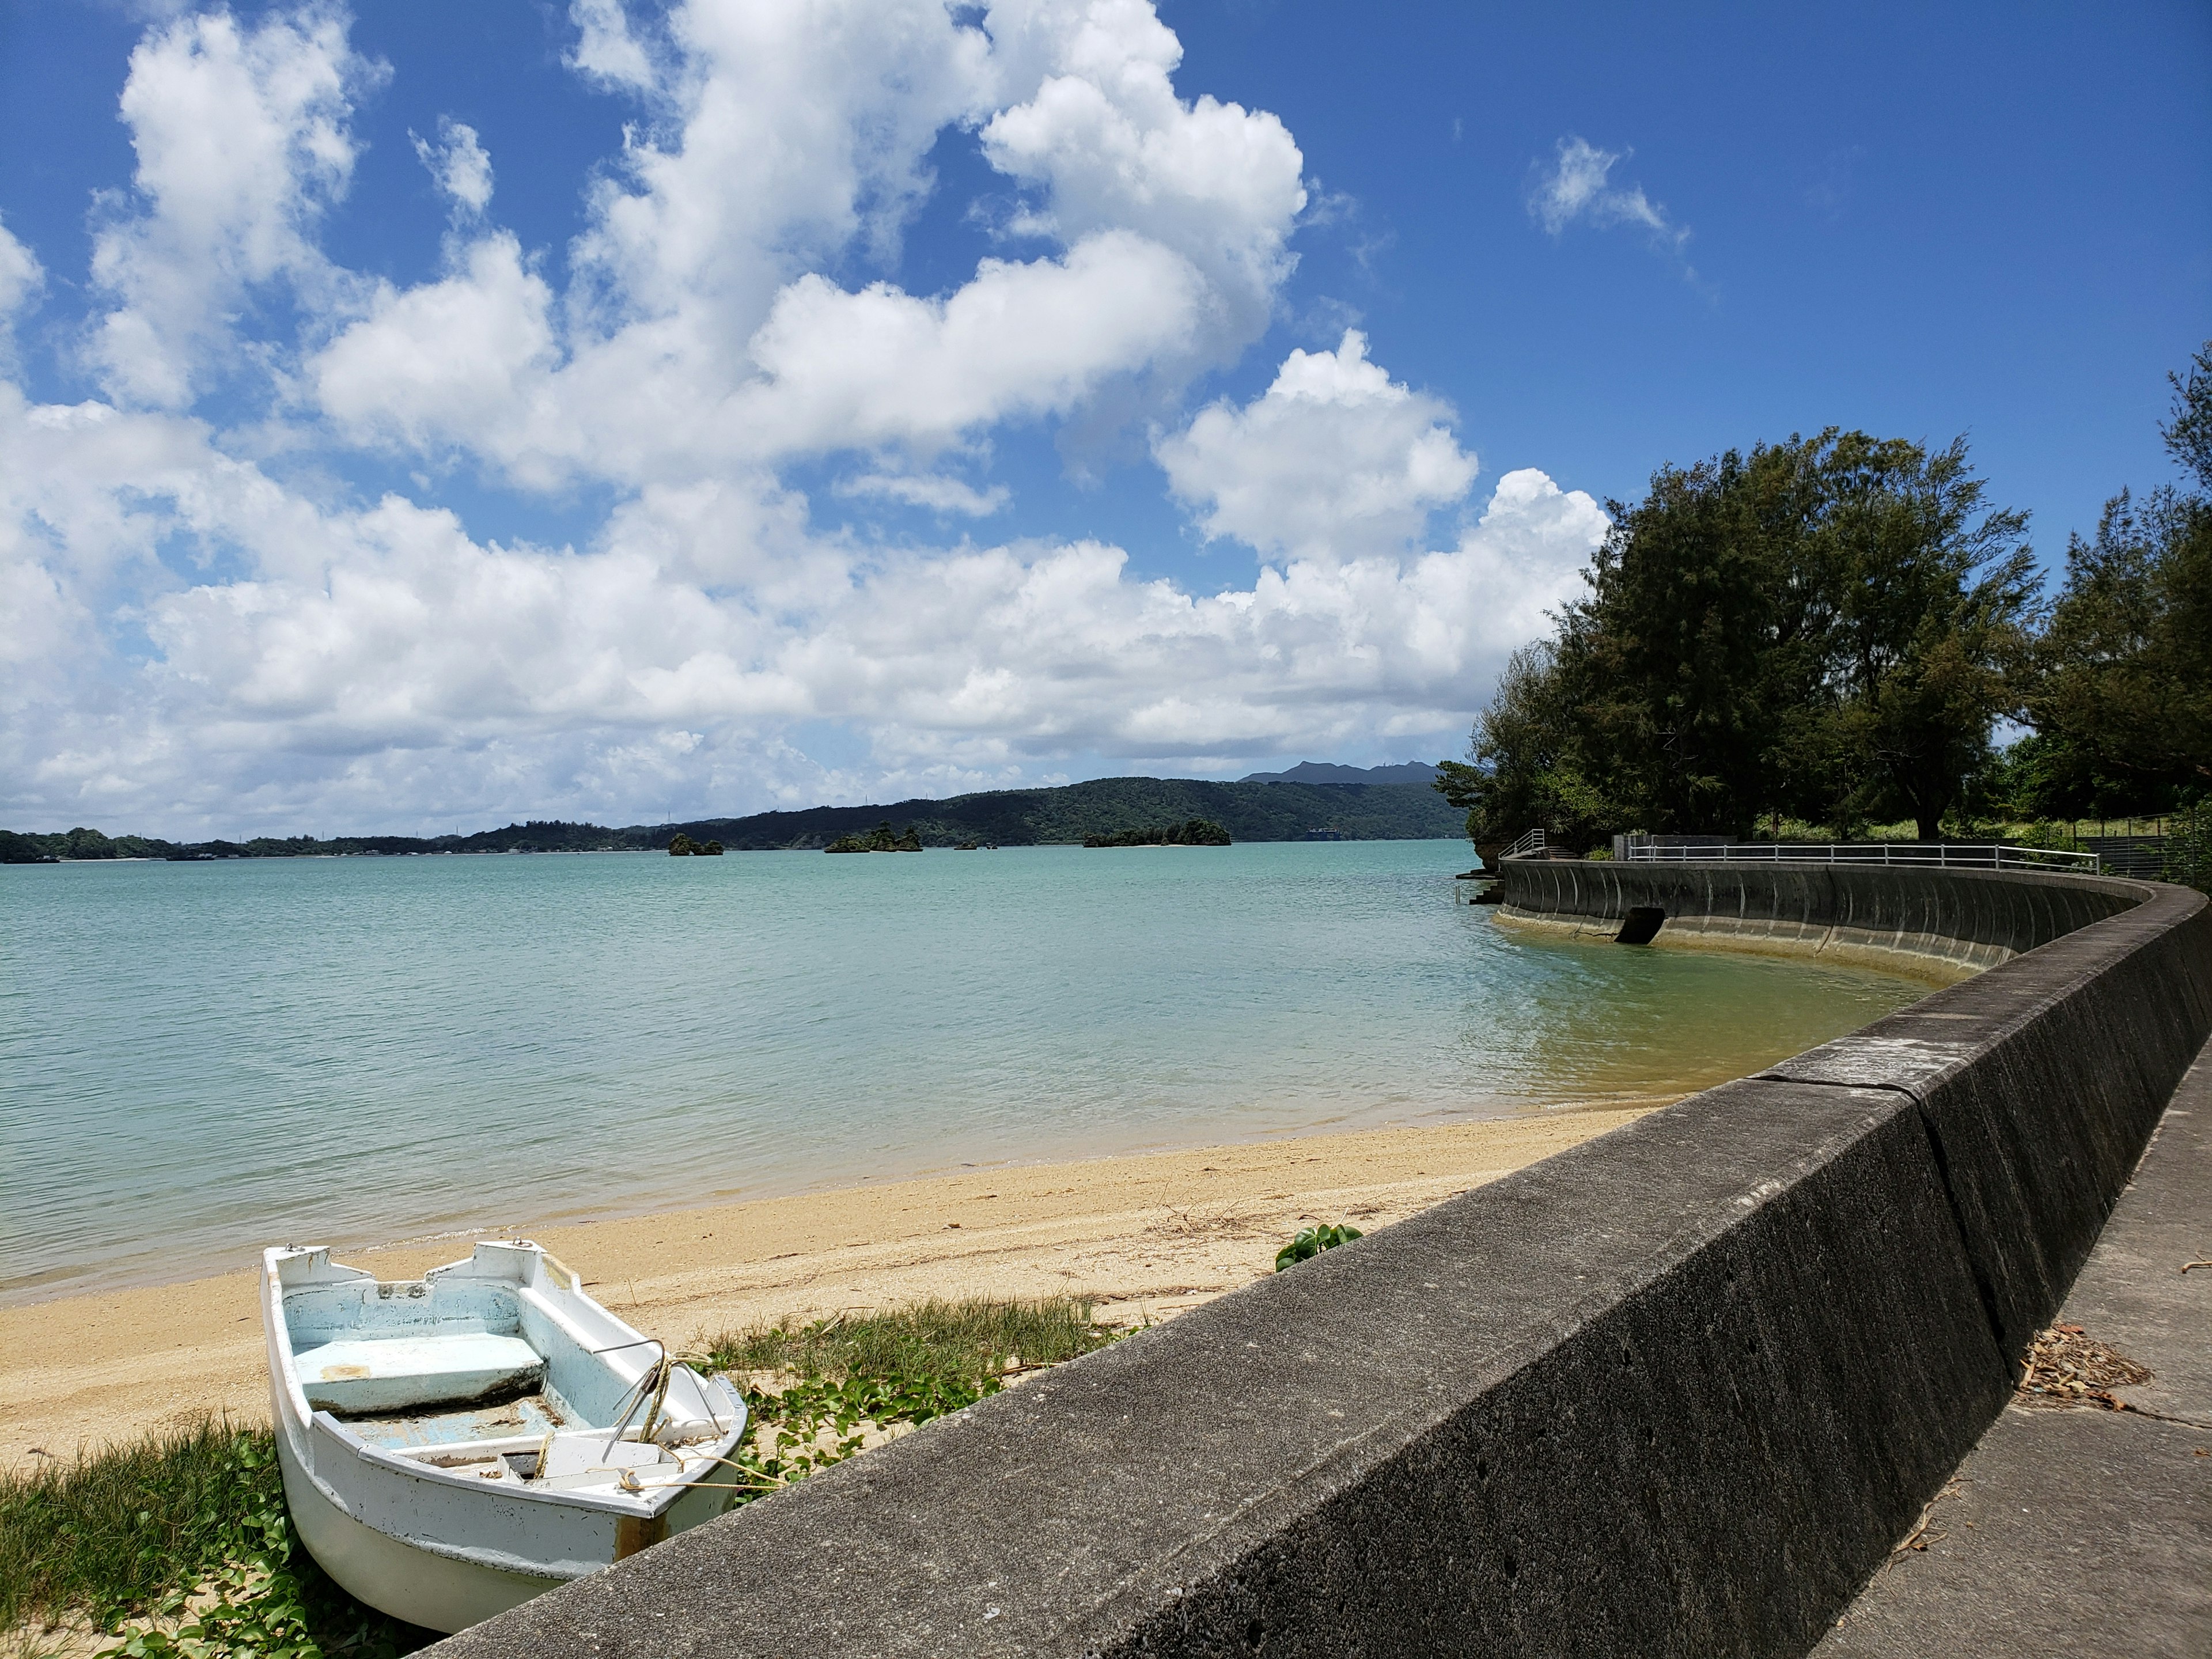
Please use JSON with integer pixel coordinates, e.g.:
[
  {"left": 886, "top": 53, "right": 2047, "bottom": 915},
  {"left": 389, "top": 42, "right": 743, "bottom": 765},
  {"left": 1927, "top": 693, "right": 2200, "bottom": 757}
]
[
  {"left": 313, "top": 233, "right": 556, "bottom": 456},
  {"left": 305, "top": 0, "right": 1308, "bottom": 490},
  {"left": 836, "top": 473, "right": 1011, "bottom": 517},
  {"left": 1157, "top": 331, "right": 1478, "bottom": 562},
  {"left": 0, "top": 217, "right": 43, "bottom": 376},
  {"left": 733, "top": 230, "right": 1205, "bottom": 459},
  {"left": 566, "top": 0, "right": 658, "bottom": 93},
  {"left": 413, "top": 118, "right": 493, "bottom": 217},
  {"left": 1, "top": 0, "right": 1615, "bottom": 835},
  {"left": 1530, "top": 135, "right": 1688, "bottom": 253},
  {"left": 85, "top": 4, "right": 381, "bottom": 408},
  {"left": 0, "top": 217, "right": 42, "bottom": 327},
  {"left": 978, "top": 0, "right": 1306, "bottom": 350},
  {"left": 2, "top": 362, "right": 1604, "bottom": 830}
]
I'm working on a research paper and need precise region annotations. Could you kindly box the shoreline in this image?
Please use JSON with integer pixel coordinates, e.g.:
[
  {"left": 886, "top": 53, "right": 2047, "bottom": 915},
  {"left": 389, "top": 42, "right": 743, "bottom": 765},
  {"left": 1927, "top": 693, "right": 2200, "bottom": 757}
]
[
  {"left": 3, "top": 1092, "right": 1684, "bottom": 1310},
  {"left": 0, "top": 1105, "right": 1664, "bottom": 1475}
]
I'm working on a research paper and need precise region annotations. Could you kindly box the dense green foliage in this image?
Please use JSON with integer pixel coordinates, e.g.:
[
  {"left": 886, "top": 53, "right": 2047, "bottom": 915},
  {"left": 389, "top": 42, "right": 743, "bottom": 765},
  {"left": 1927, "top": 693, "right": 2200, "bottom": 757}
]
[
  {"left": 1082, "top": 817, "right": 1232, "bottom": 847},
  {"left": 824, "top": 820, "right": 924, "bottom": 853},
  {"left": 666, "top": 832, "right": 725, "bottom": 855},
  {"left": 6, "top": 777, "right": 1460, "bottom": 862},
  {"left": 702, "top": 1298, "right": 1115, "bottom": 1508},
  {"left": 2012, "top": 347, "right": 2212, "bottom": 819},
  {"left": 0, "top": 1421, "right": 413, "bottom": 1655},
  {"left": 1441, "top": 346, "right": 2211, "bottom": 852},
  {"left": 1273, "top": 1224, "right": 1363, "bottom": 1271}
]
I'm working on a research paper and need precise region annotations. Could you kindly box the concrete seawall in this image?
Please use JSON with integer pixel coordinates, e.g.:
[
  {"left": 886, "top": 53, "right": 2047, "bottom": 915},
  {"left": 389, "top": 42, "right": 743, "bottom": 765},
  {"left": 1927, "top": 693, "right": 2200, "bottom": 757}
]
[
  {"left": 1495, "top": 859, "right": 2143, "bottom": 979},
  {"left": 434, "top": 865, "right": 2212, "bottom": 1659}
]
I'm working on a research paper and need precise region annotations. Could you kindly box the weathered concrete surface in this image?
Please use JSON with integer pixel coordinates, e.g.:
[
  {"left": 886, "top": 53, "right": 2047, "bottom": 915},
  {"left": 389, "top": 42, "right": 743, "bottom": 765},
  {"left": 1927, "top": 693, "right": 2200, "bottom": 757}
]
[
  {"left": 430, "top": 873, "right": 2212, "bottom": 1659},
  {"left": 1762, "top": 884, "right": 2212, "bottom": 1369},
  {"left": 1498, "top": 861, "right": 2144, "bottom": 978},
  {"left": 1816, "top": 1042, "right": 2212, "bottom": 1657}
]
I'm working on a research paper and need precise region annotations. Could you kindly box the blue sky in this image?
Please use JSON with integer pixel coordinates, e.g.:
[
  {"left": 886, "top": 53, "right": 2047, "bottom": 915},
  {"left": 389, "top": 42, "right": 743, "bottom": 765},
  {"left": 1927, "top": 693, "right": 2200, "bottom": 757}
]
[{"left": 1, "top": 1, "right": 2206, "bottom": 835}]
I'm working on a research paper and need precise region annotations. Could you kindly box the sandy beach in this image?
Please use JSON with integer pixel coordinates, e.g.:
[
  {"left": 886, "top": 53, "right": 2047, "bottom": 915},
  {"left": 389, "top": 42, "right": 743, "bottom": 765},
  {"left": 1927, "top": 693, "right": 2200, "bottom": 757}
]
[{"left": 1, "top": 1105, "right": 1661, "bottom": 1474}]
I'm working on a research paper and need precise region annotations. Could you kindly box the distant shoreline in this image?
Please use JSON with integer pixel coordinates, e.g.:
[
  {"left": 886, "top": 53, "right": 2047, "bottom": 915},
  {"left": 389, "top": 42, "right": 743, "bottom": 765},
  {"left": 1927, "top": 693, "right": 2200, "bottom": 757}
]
[{"left": 1, "top": 772, "right": 1463, "bottom": 863}]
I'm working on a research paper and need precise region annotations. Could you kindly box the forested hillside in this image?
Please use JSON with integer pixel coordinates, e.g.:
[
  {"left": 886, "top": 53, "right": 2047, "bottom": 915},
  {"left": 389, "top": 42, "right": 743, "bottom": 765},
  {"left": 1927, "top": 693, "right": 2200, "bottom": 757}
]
[{"left": 1, "top": 777, "right": 1459, "bottom": 862}]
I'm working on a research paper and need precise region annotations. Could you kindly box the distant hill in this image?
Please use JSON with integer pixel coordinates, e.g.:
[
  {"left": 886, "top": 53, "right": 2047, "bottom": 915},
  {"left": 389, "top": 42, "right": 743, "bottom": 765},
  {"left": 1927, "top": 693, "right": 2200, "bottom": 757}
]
[
  {"left": 654, "top": 775, "right": 1460, "bottom": 850},
  {"left": 2, "top": 774, "right": 1462, "bottom": 862},
  {"left": 1239, "top": 760, "right": 1439, "bottom": 786}
]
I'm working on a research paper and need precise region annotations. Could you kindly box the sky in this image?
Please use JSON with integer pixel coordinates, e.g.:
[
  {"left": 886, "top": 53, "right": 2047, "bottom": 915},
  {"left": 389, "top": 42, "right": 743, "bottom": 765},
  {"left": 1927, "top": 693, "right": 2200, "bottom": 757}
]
[{"left": 1, "top": 1, "right": 2206, "bottom": 838}]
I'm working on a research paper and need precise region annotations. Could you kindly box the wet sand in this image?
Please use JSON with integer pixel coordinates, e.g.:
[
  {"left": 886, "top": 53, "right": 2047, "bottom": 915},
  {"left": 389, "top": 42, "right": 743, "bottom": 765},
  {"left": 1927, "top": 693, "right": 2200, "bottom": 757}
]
[{"left": 1, "top": 1105, "right": 1663, "bottom": 1474}]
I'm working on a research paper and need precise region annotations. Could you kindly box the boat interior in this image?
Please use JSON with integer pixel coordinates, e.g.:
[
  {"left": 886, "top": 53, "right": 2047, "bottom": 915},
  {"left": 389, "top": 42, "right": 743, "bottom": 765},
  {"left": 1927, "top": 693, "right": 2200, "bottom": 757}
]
[{"left": 279, "top": 1248, "right": 736, "bottom": 1496}]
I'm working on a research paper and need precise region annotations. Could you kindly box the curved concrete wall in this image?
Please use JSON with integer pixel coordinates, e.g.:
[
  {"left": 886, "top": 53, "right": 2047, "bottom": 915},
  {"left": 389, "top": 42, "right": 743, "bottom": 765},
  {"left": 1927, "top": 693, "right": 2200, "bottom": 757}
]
[
  {"left": 434, "top": 869, "right": 2212, "bottom": 1659},
  {"left": 1497, "top": 859, "right": 2143, "bottom": 979}
]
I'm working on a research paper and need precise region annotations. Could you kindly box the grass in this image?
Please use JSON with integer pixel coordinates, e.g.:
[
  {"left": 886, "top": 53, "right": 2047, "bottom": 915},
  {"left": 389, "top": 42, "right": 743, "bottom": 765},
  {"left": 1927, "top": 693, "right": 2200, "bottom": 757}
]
[
  {"left": 700, "top": 1297, "right": 1118, "bottom": 1506},
  {"left": 0, "top": 1419, "right": 416, "bottom": 1656},
  {"left": 2, "top": 1300, "right": 1113, "bottom": 1652},
  {"left": 1, "top": 1418, "right": 252, "bottom": 1633},
  {"left": 703, "top": 1294, "right": 1111, "bottom": 1382}
]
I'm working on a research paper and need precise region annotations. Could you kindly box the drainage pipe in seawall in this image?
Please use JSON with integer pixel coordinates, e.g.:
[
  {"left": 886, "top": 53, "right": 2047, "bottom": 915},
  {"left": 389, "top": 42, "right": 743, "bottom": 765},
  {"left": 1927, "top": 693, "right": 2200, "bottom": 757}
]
[{"left": 431, "top": 866, "right": 2212, "bottom": 1659}]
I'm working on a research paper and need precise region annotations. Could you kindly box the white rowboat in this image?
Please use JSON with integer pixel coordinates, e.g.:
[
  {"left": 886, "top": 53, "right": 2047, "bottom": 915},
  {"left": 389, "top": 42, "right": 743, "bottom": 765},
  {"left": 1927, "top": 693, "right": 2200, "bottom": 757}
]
[{"left": 262, "top": 1241, "right": 747, "bottom": 1633}]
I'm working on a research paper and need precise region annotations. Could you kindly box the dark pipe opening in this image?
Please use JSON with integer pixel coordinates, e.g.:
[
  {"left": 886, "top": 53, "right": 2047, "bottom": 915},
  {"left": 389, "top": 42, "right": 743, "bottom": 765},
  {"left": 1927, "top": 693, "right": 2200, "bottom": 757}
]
[{"left": 1616, "top": 906, "right": 1666, "bottom": 945}]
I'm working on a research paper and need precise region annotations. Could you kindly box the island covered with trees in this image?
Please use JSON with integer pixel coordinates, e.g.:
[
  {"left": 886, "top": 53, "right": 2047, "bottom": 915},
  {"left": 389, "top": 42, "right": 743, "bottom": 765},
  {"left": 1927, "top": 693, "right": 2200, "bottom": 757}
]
[
  {"left": 1083, "top": 818, "right": 1232, "bottom": 848},
  {"left": 825, "top": 821, "right": 925, "bottom": 853},
  {"left": 1437, "top": 343, "right": 2210, "bottom": 886}
]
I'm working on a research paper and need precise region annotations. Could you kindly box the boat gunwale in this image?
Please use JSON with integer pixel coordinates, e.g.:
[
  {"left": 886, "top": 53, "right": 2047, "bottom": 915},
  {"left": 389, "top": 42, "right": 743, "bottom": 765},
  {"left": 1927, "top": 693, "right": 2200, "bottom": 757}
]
[{"left": 263, "top": 1244, "right": 746, "bottom": 1522}]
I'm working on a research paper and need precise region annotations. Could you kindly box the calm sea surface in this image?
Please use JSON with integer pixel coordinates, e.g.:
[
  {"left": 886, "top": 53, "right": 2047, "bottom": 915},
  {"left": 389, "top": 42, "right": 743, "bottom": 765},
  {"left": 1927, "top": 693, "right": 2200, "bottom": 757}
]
[{"left": 0, "top": 841, "right": 1927, "bottom": 1301}]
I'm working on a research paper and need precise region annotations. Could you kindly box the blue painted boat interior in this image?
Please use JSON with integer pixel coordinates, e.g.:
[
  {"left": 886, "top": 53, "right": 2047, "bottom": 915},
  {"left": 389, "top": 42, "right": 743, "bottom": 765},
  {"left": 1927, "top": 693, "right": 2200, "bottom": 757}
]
[{"left": 283, "top": 1277, "right": 638, "bottom": 1447}]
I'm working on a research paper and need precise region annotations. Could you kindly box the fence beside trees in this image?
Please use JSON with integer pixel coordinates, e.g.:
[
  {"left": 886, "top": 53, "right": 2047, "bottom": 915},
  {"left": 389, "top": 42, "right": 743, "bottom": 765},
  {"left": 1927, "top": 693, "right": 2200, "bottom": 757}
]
[{"left": 1438, "top": 342, "right": 2211, "bottom": 889}]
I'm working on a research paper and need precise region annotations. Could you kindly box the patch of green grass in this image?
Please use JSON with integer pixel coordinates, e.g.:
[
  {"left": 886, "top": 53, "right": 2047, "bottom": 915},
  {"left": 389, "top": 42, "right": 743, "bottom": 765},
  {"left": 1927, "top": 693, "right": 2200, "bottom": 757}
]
[
  {"left": 703, "top": 1295, "right": 1111, "bottom": 1384},
  {"left": 1, "top": 1418, "right": 253, "bottom": 1633},
  {"left": 701, "top": 1297, "right": 1116, "bottom": 1508},
  {"left": 0, "top": 1421, "right": 417, "bottom": 1656}
]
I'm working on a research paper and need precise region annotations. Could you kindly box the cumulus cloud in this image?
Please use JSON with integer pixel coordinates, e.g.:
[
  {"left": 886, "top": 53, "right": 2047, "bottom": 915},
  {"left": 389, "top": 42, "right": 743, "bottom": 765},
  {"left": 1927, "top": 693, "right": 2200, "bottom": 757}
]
[
  {"left": 566, "top": 0, "right": 658, "bottom": 93},
  {"left": 85, "top": 4, "right": 381, "bottom": 408},
  {"left": 0, "top": 218, "right": 42, "bottom": 321},
  {"left": 0, "top": 217, "right": 43, "bottom": 370},
  {"left": 313, "top": 233, "right": 556, "bottom": 455},
  {"left": 836, "top": 473, "right": 1011, "bottom": 517},
  {"left": 1, "top": 0, "right": 1611, "bottom": 834},
  {"left": 1157, "top": 331, "right": 1478, "bottom": 562},
  {"left": 413, "top": 118, "right": 493, "bottom": 217},
  {"left": 1529, "top": 135, "right": 1688, "bottom": 253},
  {"left": 1, "top": 366, "right": 1604, "bottom": 830}
]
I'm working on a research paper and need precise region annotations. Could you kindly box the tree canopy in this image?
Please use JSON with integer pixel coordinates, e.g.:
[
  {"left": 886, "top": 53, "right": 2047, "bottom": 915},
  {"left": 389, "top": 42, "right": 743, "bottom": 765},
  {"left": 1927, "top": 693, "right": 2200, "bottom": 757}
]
[
  {"left": 1439, "top": 428, "right": 2041, "bottom": 844},
  {"left": 2014, "top": 348, "right": 2212, "bottom": 816}
]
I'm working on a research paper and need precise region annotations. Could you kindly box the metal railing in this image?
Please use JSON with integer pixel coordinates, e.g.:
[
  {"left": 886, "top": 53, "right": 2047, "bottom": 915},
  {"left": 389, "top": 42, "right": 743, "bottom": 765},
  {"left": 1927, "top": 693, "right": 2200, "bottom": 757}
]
[
  {"left": 1503, "top": 828, "right": 1547, "bottom": 859},
  {"left": 1619, "top": 840, "right": 2100, "bottom": 874}
]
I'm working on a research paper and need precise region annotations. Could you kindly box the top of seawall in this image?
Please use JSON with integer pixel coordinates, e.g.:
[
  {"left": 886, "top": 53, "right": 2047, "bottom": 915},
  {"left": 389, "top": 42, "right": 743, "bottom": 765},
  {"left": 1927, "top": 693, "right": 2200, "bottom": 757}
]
[{"left": 1497, "top": 858, "right": 2148, "bottom": 979}]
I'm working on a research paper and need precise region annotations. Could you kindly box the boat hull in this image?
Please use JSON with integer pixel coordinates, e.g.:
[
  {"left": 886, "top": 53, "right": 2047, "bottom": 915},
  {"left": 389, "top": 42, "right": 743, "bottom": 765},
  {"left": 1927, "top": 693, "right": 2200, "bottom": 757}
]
[{"left": 275, "top": 1430, "right": 565, "bottom": 1633}]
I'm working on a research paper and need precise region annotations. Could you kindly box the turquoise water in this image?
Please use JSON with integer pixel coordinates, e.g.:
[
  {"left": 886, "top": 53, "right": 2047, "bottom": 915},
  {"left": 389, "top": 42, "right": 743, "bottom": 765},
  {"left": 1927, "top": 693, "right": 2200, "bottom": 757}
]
[{"left": 0, "top": 841, "right": 1926, "bottom": 1301}]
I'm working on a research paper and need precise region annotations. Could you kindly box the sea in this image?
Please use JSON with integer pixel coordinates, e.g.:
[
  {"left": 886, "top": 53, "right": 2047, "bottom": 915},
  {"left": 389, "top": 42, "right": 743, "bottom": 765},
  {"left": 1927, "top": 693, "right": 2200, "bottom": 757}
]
[{"left": 0, "top": 840, "right": 1927, "bottom": 1302}]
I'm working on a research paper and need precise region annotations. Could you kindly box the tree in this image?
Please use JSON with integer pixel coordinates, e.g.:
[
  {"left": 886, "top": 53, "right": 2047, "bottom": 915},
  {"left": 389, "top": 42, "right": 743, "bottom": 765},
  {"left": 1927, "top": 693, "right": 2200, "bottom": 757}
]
[
  {"left": 1434, "top": 642, "right": 1622, "bottom": 851},
  {"left": 1445, "top": 429, "right": 2037, "bottom": 845},
  {"left": 2021, "top": 343, "right": 2212, "bottom": 812},
  {"left": 1808, "top": 434, "right": 2039, "bottom": 839},
  {"left": 1564, "top": 438, "right": 1831, "bottom": 838}
]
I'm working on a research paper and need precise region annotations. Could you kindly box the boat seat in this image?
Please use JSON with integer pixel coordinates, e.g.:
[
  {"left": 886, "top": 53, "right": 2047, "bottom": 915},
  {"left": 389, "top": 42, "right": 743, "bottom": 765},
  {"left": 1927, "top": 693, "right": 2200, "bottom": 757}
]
[{"left": 294, "top": 1332, "right": 546, "bottom": 1414}]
